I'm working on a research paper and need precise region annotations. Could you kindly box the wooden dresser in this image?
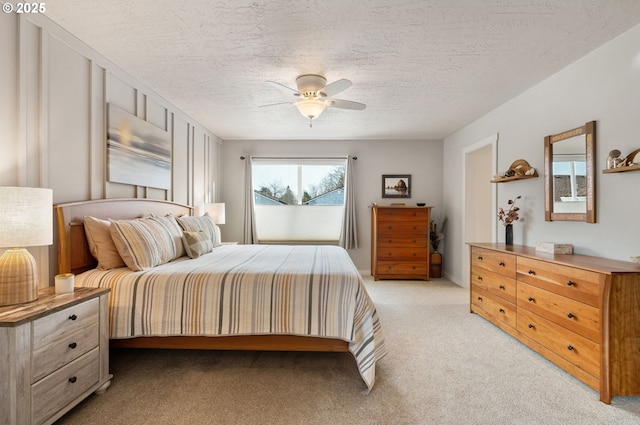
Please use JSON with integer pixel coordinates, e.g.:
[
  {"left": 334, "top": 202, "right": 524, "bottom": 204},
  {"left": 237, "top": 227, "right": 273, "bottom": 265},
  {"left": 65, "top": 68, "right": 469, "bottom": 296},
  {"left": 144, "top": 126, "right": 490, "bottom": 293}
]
[
  {"left": 0, "top": 287, "right": 112, "bottom": 425},
  {"left": 371, "top": 205, "right": 431, "bottom": 280},
  {"left": 469, "top": 243, "right": 640, "bottom": 404}
]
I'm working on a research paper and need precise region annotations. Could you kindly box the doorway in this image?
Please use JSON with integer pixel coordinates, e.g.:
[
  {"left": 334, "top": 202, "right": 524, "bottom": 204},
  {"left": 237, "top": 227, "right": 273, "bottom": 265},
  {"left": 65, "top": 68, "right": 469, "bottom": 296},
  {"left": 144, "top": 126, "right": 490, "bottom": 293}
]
[{"left": 462, "top": 134, "right": 497, "bottom": 287}]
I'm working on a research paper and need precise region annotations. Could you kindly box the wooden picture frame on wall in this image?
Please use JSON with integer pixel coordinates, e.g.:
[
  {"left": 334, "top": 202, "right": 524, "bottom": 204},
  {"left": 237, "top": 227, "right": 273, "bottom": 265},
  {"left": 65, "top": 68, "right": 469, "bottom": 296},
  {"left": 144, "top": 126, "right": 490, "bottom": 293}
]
[{"left": 382, "top": 174, "right": 411, "bottom": 198}]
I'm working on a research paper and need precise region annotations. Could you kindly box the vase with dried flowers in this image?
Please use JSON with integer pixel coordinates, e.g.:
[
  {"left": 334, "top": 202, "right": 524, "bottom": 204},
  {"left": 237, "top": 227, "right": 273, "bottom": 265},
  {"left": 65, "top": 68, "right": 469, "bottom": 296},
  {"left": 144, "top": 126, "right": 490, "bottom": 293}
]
[
  {"left": 497, "top": 195, "right": 521, "bottom": 245},
  {"left": 429, "top": 217, "right": 447, "bottom": 278}
]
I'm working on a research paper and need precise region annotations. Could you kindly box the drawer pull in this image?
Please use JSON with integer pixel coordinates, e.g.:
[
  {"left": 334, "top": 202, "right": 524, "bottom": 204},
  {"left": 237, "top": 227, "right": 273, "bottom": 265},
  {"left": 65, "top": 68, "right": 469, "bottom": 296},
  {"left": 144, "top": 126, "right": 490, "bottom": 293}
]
[
  {"left": 499, "top": 262, "right": 505, "bottom": 267},
  {"left": 528, "top": 323, "right": 535, "bottom": 329},
  {"left": 476, "top": 276, "right": 483, "bottom": 281},
  {"left": 477, "top": 296, "right": 483, "bottom": 301},
  {"left": 68, "top": 314, "right": 78, "bottom": 321},
  {"left": 69, "top": 342, "right": 77, "bottom": 349},
  {"left": 68, "top": 376, "right": 77, "bottom": 384},
  {"left": 498, "top": 285, "right": 505, "bottom": 290},
  {"left": 477, "top": 256, "right": 483, "bottom": 260},
  {"left": 527, "top": 270, "right": 535, "bottom": 275},
  {"left": 567, "top": 345, "right": 574, "bottom": 351},
  {"left": 527, "top": 297, "right": 535, "bottom": 302},
  {"left": 567, "top": 312, "right": 575, "bottom": 319},
  {"left": 567, "top": 280, "right": 576, "bottom": 286},
  {"left": 499, "top": 308, "right": 505, "bottom": 313}
]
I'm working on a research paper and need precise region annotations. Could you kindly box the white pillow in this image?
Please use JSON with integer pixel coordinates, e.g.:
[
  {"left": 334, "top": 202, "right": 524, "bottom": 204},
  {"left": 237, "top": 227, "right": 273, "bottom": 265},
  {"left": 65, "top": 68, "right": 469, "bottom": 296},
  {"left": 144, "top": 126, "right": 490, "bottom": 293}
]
[{"left": 83, "top": 216, "right": 126, "bottom": 270}]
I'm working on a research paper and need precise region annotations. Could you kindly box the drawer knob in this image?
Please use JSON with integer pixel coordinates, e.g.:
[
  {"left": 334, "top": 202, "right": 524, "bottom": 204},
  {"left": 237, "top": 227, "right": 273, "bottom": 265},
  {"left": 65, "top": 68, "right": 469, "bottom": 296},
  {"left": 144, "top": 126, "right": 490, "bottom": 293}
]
[
  {"left": 527, "top": 297, "right": 535, "bottom": 302},
  {"left": 567, "top": 280, "right": 575, "bottom": 286},
  {"left": 68, "top": 376, "right": 77, "bottom": 384},
  {"left": 499, "top": 262, "right": 505, "bottom": 267},
  {"left": 527, "top": 270, "right": 535, "bottom": 275},
  {"left": 477, "top": 296, "right": 483, "bottom": 301},
  {"left": 499, "top": 285, "right": 505, "bottom": 290},
  {"left": 567, "top": 345, "right": 574, "bottom": 351},
  {"left": 477, "top": 256, "right": 483, "bottom": 260},
  {"left": 477, "top": 276, "right": 483, "bottom": 281},
  {"left": 528, "top": 323, "right": 534, "bottom": 329},
  {"left": 567, "top": 312, "right": 575, "bottom": 319},
  {"left": 69, "top": 342, "right": 77, "bottom": 349},
  {"left": 499, "top": 308, "right": 505, "bottom": 313},
  {"left": 68, "top": 314, "right": 78, "bottom": 321}
]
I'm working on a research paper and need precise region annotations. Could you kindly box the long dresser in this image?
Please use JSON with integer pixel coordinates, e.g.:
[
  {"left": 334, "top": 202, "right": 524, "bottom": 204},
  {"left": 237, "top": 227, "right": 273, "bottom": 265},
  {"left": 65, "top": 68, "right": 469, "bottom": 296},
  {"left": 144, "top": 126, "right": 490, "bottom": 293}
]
[
  {"left": 371, "top": 205, "right": 432, "bottom": 280},
  {"left": 469, "top": 243, "right": 640, "bottom": 404}
]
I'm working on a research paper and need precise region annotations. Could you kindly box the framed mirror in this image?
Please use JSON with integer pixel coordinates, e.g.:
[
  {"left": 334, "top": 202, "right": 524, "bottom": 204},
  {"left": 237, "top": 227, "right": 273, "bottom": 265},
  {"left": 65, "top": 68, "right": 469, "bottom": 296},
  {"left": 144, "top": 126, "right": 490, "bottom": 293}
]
[{"left": 544, "top": 121, "right": 596, "bottom": 223}]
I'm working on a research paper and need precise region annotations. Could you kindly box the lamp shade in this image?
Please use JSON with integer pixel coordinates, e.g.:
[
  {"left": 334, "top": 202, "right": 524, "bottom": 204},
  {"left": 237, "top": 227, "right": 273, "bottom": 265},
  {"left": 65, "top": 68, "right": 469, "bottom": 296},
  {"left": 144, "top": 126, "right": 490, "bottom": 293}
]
[
  {"left": 296, "top": 99, "right": 326, "bottom": 120},
  {"left": 0, "top": 186, "right": 52, "bottom": 306},
  {"left": 204, "top": 203, "right": 226, "bottom": 225},
  {"left": 0, "top": 187, "right": 53, "bottom": 248}
]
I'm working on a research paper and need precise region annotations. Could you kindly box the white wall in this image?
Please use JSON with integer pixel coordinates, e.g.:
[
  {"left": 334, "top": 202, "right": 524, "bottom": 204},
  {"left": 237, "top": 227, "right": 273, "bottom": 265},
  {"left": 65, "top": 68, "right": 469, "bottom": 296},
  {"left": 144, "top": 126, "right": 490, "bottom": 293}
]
[
  {"left": 443, "top": 23, "right": 640, "bottom": 287},
  {"left": 222, "top": 139, "right": 443, "bottom": 270},
  {"left": 1, "top": 12, "right": 222, "bottom": 285}
]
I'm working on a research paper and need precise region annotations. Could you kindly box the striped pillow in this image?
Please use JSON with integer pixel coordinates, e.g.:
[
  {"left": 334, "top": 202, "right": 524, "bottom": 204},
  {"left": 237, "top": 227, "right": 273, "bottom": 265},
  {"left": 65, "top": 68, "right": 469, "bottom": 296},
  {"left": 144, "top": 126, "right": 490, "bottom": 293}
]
[
  {"left": 182, "top": 231, "right": 213, "bottom": 258},
  {"left": 109, "top": 216, "right": 184, "bottom": 271},
  {"left": 176, "top": 214, "right": 221, "bottom": 247}
]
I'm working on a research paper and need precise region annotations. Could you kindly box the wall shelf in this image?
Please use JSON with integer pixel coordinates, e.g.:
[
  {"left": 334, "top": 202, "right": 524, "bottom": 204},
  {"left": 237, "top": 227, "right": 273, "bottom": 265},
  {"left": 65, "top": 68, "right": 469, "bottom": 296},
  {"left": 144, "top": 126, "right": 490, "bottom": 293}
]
[
  {"left": 491, "top": 159, "right": 538, "bottom": 183},
  {"left": 602, "top": 163, "right": 640, "bottom": 174}
]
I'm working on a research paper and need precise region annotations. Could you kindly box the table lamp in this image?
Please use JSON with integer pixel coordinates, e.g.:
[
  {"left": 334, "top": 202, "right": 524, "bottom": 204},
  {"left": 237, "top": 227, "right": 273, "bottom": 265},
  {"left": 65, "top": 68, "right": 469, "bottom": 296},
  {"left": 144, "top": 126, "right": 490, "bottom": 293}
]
[
  {"left": 0, "top": 187, "right": 53, "bottom": 306},
  {"left": 204, "top": 203, "right": 226, "bottom": 224}
]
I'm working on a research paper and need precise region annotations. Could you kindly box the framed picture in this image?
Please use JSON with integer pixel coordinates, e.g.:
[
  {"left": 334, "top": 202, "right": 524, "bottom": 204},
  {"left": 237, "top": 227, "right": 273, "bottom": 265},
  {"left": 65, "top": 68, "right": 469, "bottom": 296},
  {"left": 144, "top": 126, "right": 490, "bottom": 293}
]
[
  {"left": 382, "top": 174, "right": 411, "bottom": 198},
  {"left": 107, "top": 104, "right": 172, "bottom": 190}
]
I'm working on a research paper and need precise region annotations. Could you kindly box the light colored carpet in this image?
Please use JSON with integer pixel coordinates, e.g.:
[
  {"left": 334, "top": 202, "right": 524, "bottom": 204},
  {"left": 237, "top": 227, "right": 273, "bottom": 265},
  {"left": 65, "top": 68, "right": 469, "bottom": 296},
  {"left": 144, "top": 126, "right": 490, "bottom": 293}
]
[{"left": 55, "top": 277, "right": 640, "bottom": 425}]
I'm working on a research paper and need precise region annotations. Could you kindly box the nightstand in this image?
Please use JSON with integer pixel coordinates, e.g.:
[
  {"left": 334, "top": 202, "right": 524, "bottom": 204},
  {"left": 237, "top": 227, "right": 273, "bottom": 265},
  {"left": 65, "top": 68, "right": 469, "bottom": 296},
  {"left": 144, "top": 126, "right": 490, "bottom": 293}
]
[{"left": 0, "top": 287, "right": 112, "bottom": 425}]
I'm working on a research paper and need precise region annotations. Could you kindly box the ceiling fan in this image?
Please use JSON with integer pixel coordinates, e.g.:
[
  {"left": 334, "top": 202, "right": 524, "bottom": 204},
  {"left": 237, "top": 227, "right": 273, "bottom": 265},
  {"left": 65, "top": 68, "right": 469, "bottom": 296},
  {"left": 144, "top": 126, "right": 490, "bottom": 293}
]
[{"left": 262, "top": 74, "right": 366, "bottom": 127}]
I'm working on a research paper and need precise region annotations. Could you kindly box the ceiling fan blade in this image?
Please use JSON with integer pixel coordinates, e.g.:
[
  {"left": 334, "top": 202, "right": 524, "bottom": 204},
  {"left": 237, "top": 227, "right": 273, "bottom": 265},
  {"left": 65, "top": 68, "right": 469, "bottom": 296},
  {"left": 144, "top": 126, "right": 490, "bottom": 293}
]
[
  {"left": 259, "top": 101, "right": 294, "bottom": 108},
  {"left": 327, "top": 99, "right": 366, "bottom": 110},
  {"left": 320, "top": 79, "right": 352, "bottom": 97},
  {"left": 266, "top": 80, "right": 300, "bottom": 96}
]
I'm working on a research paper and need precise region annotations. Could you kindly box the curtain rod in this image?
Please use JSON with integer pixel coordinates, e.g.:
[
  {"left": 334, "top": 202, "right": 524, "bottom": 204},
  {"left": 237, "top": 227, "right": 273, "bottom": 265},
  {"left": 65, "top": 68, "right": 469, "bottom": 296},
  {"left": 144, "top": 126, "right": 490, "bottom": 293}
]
[{"left": 240, "top": 155, "right": 357, "bottom": 160}]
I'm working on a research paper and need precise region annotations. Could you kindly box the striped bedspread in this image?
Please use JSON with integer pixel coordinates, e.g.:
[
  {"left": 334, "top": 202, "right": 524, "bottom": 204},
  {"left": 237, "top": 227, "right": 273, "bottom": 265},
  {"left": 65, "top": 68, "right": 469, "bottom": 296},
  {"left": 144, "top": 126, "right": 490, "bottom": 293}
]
[{"left": 75, "top": 244, "right": 387, "bottom": 390}]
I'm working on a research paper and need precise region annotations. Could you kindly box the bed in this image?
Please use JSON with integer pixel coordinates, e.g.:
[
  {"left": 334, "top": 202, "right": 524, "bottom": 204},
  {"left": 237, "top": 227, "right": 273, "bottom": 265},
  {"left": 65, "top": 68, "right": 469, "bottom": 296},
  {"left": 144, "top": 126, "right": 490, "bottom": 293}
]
[{"left": 55, "top": 198, "right": 387, "bottom": 390}]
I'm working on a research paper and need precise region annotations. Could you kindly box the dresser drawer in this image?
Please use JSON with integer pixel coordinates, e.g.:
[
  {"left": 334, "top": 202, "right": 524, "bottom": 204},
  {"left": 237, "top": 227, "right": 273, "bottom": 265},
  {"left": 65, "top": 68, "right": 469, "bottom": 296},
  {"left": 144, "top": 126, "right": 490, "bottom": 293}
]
[
  {"left": 471, "top": 265, "right": 516, "bottom": 303},
  {"left": 375, "top": 207, "right": 429, "bottom": 221},
  {"left": 32, "top": 348, "right": 100, "bottom": 425},
  {"left": 32, "top": 322, "right": 99, "bottom": 382},
  {"left": 518, "top": 308, "right": 600, "bottom": 378},
  {"left": 516, "top": 257, "right": 601, "bottom": 307},
  {"left": 376, "top": 235, "right": 428, "bottom": 248},
  {"left": 32, "top": 298, "right": 99, "bottom": 352},
  {"left": 376, "top": 222, "right": 428, "bottom": 235},
  {"left": 517, "top": 282, "right": 600, "bottom": 343},
  {"left": 471, "top": 286, "right": 516, "bottom": 328},
  {"left": 378, "top": 246, "right": 428, "bottom": 261},
  {"left": 471, "top": 247, "right": 516, "bottom": 278},
  {"left": 376, "top": 261, "right": 427, "bottom": 275}
]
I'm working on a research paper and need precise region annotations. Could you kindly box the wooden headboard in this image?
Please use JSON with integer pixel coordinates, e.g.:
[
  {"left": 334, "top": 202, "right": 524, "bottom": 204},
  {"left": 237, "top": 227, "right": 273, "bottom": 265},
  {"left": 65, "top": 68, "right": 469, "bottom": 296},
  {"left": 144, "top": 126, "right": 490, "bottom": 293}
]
[{"left": 55, "top": 198, "right": 193, "bottom": 275}]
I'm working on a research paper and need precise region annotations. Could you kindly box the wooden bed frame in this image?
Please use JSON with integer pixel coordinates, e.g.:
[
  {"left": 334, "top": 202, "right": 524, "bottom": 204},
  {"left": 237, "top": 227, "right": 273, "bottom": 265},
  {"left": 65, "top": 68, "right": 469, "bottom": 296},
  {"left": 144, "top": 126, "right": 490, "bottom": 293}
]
[{"left": 55, "top": 198, "right": 349, "bottom": 353}]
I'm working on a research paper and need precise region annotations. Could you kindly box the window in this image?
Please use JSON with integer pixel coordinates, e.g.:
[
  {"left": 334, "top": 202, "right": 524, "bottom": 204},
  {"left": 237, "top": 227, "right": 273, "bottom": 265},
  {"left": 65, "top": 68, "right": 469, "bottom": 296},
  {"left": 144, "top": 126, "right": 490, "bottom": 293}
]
[{"left": 252, "top": 158, "right": 346, "bottom": 242}]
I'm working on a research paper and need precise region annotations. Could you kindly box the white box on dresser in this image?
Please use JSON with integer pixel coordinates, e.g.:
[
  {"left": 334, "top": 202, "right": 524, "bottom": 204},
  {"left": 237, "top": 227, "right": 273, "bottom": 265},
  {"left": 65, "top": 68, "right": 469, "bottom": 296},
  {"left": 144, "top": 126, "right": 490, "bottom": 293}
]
[{"left": 0, "top": 287, "right": 111, "bottom": 425}]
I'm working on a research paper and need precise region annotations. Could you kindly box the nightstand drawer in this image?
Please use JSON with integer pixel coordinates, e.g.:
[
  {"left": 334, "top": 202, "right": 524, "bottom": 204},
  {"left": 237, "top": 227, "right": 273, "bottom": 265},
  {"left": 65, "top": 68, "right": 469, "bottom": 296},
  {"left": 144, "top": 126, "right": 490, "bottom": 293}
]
[
  {"left": 33, "top": 297, "right": 99, "bottom": 351},
  {"left": 31, "top": 348, "right": 100, "bottom": 425},
  {"left": 32, "top": 322, "right": 99, "bottom": 382}
]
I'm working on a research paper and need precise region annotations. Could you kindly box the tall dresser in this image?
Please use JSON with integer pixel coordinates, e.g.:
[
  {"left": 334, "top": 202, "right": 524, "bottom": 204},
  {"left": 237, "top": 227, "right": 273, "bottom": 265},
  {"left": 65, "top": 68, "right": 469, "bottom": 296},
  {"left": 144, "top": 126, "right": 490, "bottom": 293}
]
[
  {"left": 469, "top": 242, "right": 640, "bottom": 404},
  {"left": 371, "top": 205, "right": 432, "bottom": 280}
]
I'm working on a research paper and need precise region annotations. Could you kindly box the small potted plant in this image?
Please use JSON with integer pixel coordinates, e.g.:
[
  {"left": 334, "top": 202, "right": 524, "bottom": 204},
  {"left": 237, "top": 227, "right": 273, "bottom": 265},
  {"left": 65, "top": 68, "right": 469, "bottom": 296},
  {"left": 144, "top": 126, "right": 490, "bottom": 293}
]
[
  {"left": 497, "top": 195, "right": 521, "bottom": 245},
  {"left": 429, "top": 216, "right": 447, "bottom": 278}
]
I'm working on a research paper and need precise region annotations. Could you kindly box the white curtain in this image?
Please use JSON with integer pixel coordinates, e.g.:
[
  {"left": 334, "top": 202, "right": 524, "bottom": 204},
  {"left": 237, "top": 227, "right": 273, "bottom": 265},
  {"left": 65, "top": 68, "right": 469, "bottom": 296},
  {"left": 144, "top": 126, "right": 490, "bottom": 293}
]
[
  {"left": 243, "top": 156, "right": 258, "bottom": 244},
  {"left": 339, "top": 156, "right": 358, "bottom": 249}
]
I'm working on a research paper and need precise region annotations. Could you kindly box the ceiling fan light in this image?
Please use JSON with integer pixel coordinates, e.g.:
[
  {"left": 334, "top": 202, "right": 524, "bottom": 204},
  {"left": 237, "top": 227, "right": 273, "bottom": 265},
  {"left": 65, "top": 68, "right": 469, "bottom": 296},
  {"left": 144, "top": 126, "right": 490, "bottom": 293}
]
[{"left": 296, "top": 99, "right": 326, "bottom": 120}]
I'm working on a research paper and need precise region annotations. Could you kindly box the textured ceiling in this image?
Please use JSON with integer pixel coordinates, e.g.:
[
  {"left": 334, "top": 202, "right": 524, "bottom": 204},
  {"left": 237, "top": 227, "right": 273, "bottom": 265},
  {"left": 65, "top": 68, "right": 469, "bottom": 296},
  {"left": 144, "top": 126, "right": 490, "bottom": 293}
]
[{"left": 45, "top": 0, "right": 640, "bottom": 140}]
